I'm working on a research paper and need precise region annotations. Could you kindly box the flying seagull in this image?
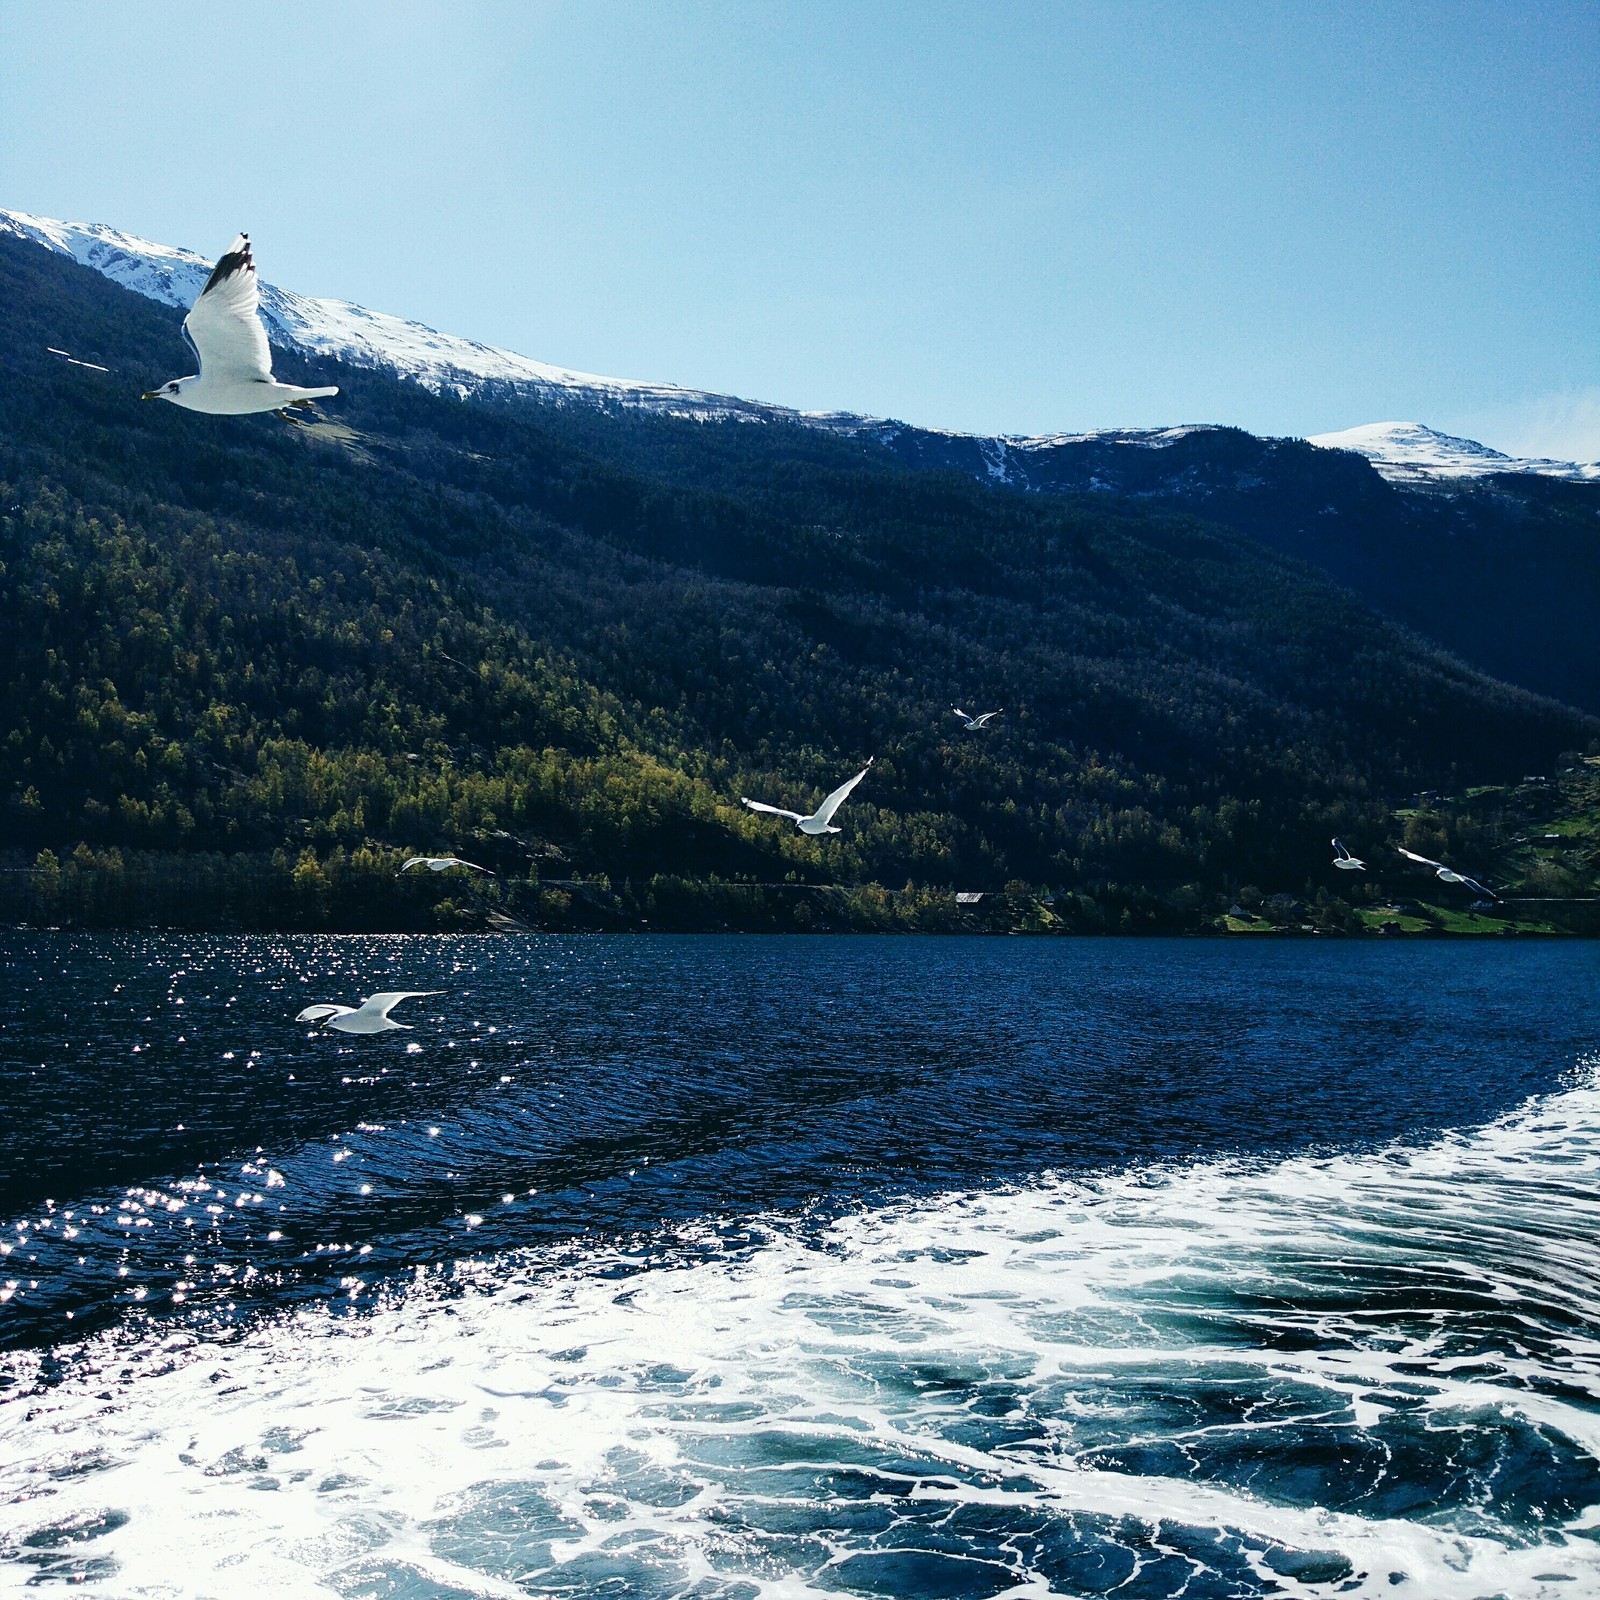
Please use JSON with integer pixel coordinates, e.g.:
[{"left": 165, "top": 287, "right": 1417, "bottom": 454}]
[
  {"left": 48, "top": 347, "right": 111, "bottom": 373},
  {"left": 141, "top": 234, "right": 338, "bottom": 421},
  {"left": 952, "top": 707, "right": 1003, "bottom": 730},
  {"left": 1397, "top": 847, "right": 1496, "bottom": 899},
  {"left": 742, "top": 760, "right": 873, "bottom": 835},
  {"left": 295, "top": 991, "right": 441, "bottom": 1034},
  {"left": 1331, "top": 838, "right": 1366, "bottom": 871},
  {"left": 398, "top": 855, "right": 493, "bottom": 875}
]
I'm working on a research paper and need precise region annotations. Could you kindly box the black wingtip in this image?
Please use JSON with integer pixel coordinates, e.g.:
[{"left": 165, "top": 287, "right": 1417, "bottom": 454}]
[{"left": 201, "top": 235, "right": 255, "bottom": 296}]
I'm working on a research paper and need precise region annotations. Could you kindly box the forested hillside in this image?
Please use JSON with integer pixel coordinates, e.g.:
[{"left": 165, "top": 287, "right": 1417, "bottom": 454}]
[
  {"left": 1, "top": 234, "right": 1594, "bottom": 931},
  {"left": 518, "top": 398, "right": 1600, "bottom": 716}
]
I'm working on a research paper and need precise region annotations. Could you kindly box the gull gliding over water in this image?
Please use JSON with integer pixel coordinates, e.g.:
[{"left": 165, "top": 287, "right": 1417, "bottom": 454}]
[
  {"left": 141, "top": 234, "right": 338, "bottom": 420},
  {"left": 952, "top": 707, "right": 1002, "bottom": 730},
  {"left": 742, "top": 760, "right": 873, "bottom": 835},
  {"left": 295, "top": 991, "right": 441, "bottom": 1034},
  {"left": 1331, "top": 838, "right": 1366, "bottom": 871},
  {"left": 1397, "top": 847, "right": 1496, "bottom": 899},
  {"left": 399, "top": 855, "right": 493, "bottom": 875}
]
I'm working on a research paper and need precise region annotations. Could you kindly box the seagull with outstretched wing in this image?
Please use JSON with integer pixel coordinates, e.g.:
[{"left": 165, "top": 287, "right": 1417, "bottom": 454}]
[
  {"left": 142, "top": 234, "right": 338, "bottom": 420},
  {"left": 742, "top": 760, "right": 873, "bottom": 836},
  {"left": 952, "top": 707, "right": 1002, "bottom": 730},
  {"left": 1397, "top": 847, "right": 1496, "bottom": 899},
  {"left": 295, "top": 991, "right": 442, "bottom": 1034},
  {"left": 398, "top": 855, "right": 493, "bottom": 875},
  {"left": 1331, "top": 838, "right": 1365, "bottom": 871}
]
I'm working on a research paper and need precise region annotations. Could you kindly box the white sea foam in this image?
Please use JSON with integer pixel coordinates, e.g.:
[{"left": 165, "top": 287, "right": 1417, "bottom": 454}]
[{"left": 6, "top": 1071, "right": 1600, "bottom": 1596}]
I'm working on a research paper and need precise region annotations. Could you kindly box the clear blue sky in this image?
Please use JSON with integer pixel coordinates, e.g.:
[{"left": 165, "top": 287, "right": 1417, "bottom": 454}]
[{"left": 3, "top": 1, "right": 1596, "bottom": 456}]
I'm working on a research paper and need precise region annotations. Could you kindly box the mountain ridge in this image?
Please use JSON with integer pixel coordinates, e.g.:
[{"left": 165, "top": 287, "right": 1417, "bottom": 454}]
[
  {"left": 8, "top": 207, "right": 1594, "bottom": 489},
  {"left": 8, "top": 215, "right": 1600, "bottom": 716}
]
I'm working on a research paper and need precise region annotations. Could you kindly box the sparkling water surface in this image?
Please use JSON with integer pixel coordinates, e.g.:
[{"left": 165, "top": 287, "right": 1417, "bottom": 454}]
[{"left": 2, "top": 933, "right": 1599, "bottom": 1597}]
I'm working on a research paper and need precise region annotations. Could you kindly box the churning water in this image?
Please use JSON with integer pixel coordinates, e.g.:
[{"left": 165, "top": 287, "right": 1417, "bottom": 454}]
[{"left": 2, "top": 933, "right": 1599, "bottom": 1597}]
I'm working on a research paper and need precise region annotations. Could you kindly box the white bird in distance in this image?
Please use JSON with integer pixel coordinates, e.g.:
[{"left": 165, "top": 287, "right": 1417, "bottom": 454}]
[
  {"left": 142, "top": 234, "right": 338, "bottom": 420},
  {"left": 1331, "top": 838, "right": 1365, "bottom": 871},
  {"left": 398, "top": 855, "right": 493, "bottom": 875},
  {"left": 742, "top": 760, "right": 873, "bottom": 835},
  {"left": 1397, "top": 847, "right": 1496, "bottom": 899},
  {"left": 48, "top": 347, "right": 111, "bottom": 373},
  {"left": 295, "top": 991, "right": 441, "bottom": 1034},
  {"left": 951, "top": 707, "right": 1002, "bottom": 730}
]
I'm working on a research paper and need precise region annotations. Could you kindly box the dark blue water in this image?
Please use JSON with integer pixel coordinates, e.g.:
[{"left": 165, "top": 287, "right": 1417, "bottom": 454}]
[{"left": 2, "top": 934, "right": 1599, "bottom": 1596}]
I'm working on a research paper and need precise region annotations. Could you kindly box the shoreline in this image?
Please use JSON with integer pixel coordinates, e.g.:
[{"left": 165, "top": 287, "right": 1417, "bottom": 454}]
[{"left": 2, "top": 918, "right": 1586, "bottom": 939}]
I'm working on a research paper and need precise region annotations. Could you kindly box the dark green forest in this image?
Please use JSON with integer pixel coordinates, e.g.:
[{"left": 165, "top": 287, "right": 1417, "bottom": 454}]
[{"left": 2, "top": 234, "right": 1596, "bottom": 932}]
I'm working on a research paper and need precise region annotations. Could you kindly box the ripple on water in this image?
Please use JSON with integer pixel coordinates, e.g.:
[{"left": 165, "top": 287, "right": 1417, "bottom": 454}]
[{"left": 6, "top": 935, "right": 1600, "bottom": 1358}]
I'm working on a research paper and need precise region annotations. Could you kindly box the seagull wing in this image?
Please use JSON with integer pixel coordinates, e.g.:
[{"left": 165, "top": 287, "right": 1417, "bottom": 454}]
[
  {"left": 1456, "top": 874, "right": 1497, "bottom": 898},
  {"left": 183, "top": 234, "right": 273, "bottom": 384},
  {"left": 1397, "top": 847, "right": 1445, "bottom": 870},
  {"left": 951, "top": 708, "right": 971, "bottom": 722},
  {"left": 359, "top": 991, "right": 443, "bottom": 1020},
  {"left": 455, "top": 858, "right": 494, "bottom": 873},
  {"left": 811, "top": 760, "right": 874, "bottom": 828},
  {"left": 742, "top": 797, "right": 807, "bottom": 823},
  {"left": 295, "top": 1003, "right": 353, "bottom": 1023},
  {"left": 399, "top": 857, "right": 429, "bottom": 872},
  {"left": 972, "top": 710, "right": 1002, "bottom": 727}
]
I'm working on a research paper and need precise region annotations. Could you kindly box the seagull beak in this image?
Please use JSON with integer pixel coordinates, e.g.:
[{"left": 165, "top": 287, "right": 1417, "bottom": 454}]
[{"left": 140, "top": 391, "right": 159, "bottom": 401}]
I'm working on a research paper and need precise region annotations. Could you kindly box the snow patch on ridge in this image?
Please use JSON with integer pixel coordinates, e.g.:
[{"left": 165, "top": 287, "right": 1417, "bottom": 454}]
[{"left": 1309, "top": 421, "right": 1600, "bottom": 486}]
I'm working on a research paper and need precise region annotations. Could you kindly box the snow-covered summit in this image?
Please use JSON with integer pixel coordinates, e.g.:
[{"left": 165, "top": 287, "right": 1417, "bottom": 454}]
[{"left": 1308, "top": 421, "right": 1600, "bottom": 486}]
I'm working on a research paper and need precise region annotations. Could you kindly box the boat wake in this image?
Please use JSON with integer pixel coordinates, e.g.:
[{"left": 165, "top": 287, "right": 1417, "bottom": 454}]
[{"left": 5, "top": 1065, "right": 1600, "bottom": 1596}]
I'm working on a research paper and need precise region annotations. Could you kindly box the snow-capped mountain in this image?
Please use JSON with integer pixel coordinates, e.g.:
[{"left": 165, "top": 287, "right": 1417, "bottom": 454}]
[
  {"left": 2, "top": 208, "right": 1233, "bottom": 466},
  {"left": 1307, "top": 421, "right": 1600, "bottom": 486},
  {"left": 0, "top": 210, "right": 1255, "bottom": 464},
  {"left": 0, "top": 208, "right": 833, "bottom": 424},
  {"left": 5, "top": 208, "right": 1596, "bottom": 491}
]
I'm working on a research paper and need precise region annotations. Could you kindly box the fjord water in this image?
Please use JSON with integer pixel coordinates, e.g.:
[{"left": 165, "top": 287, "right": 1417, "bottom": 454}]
[{"left": 2, "top": 935, "right": 1599, "bottom": 1597}]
